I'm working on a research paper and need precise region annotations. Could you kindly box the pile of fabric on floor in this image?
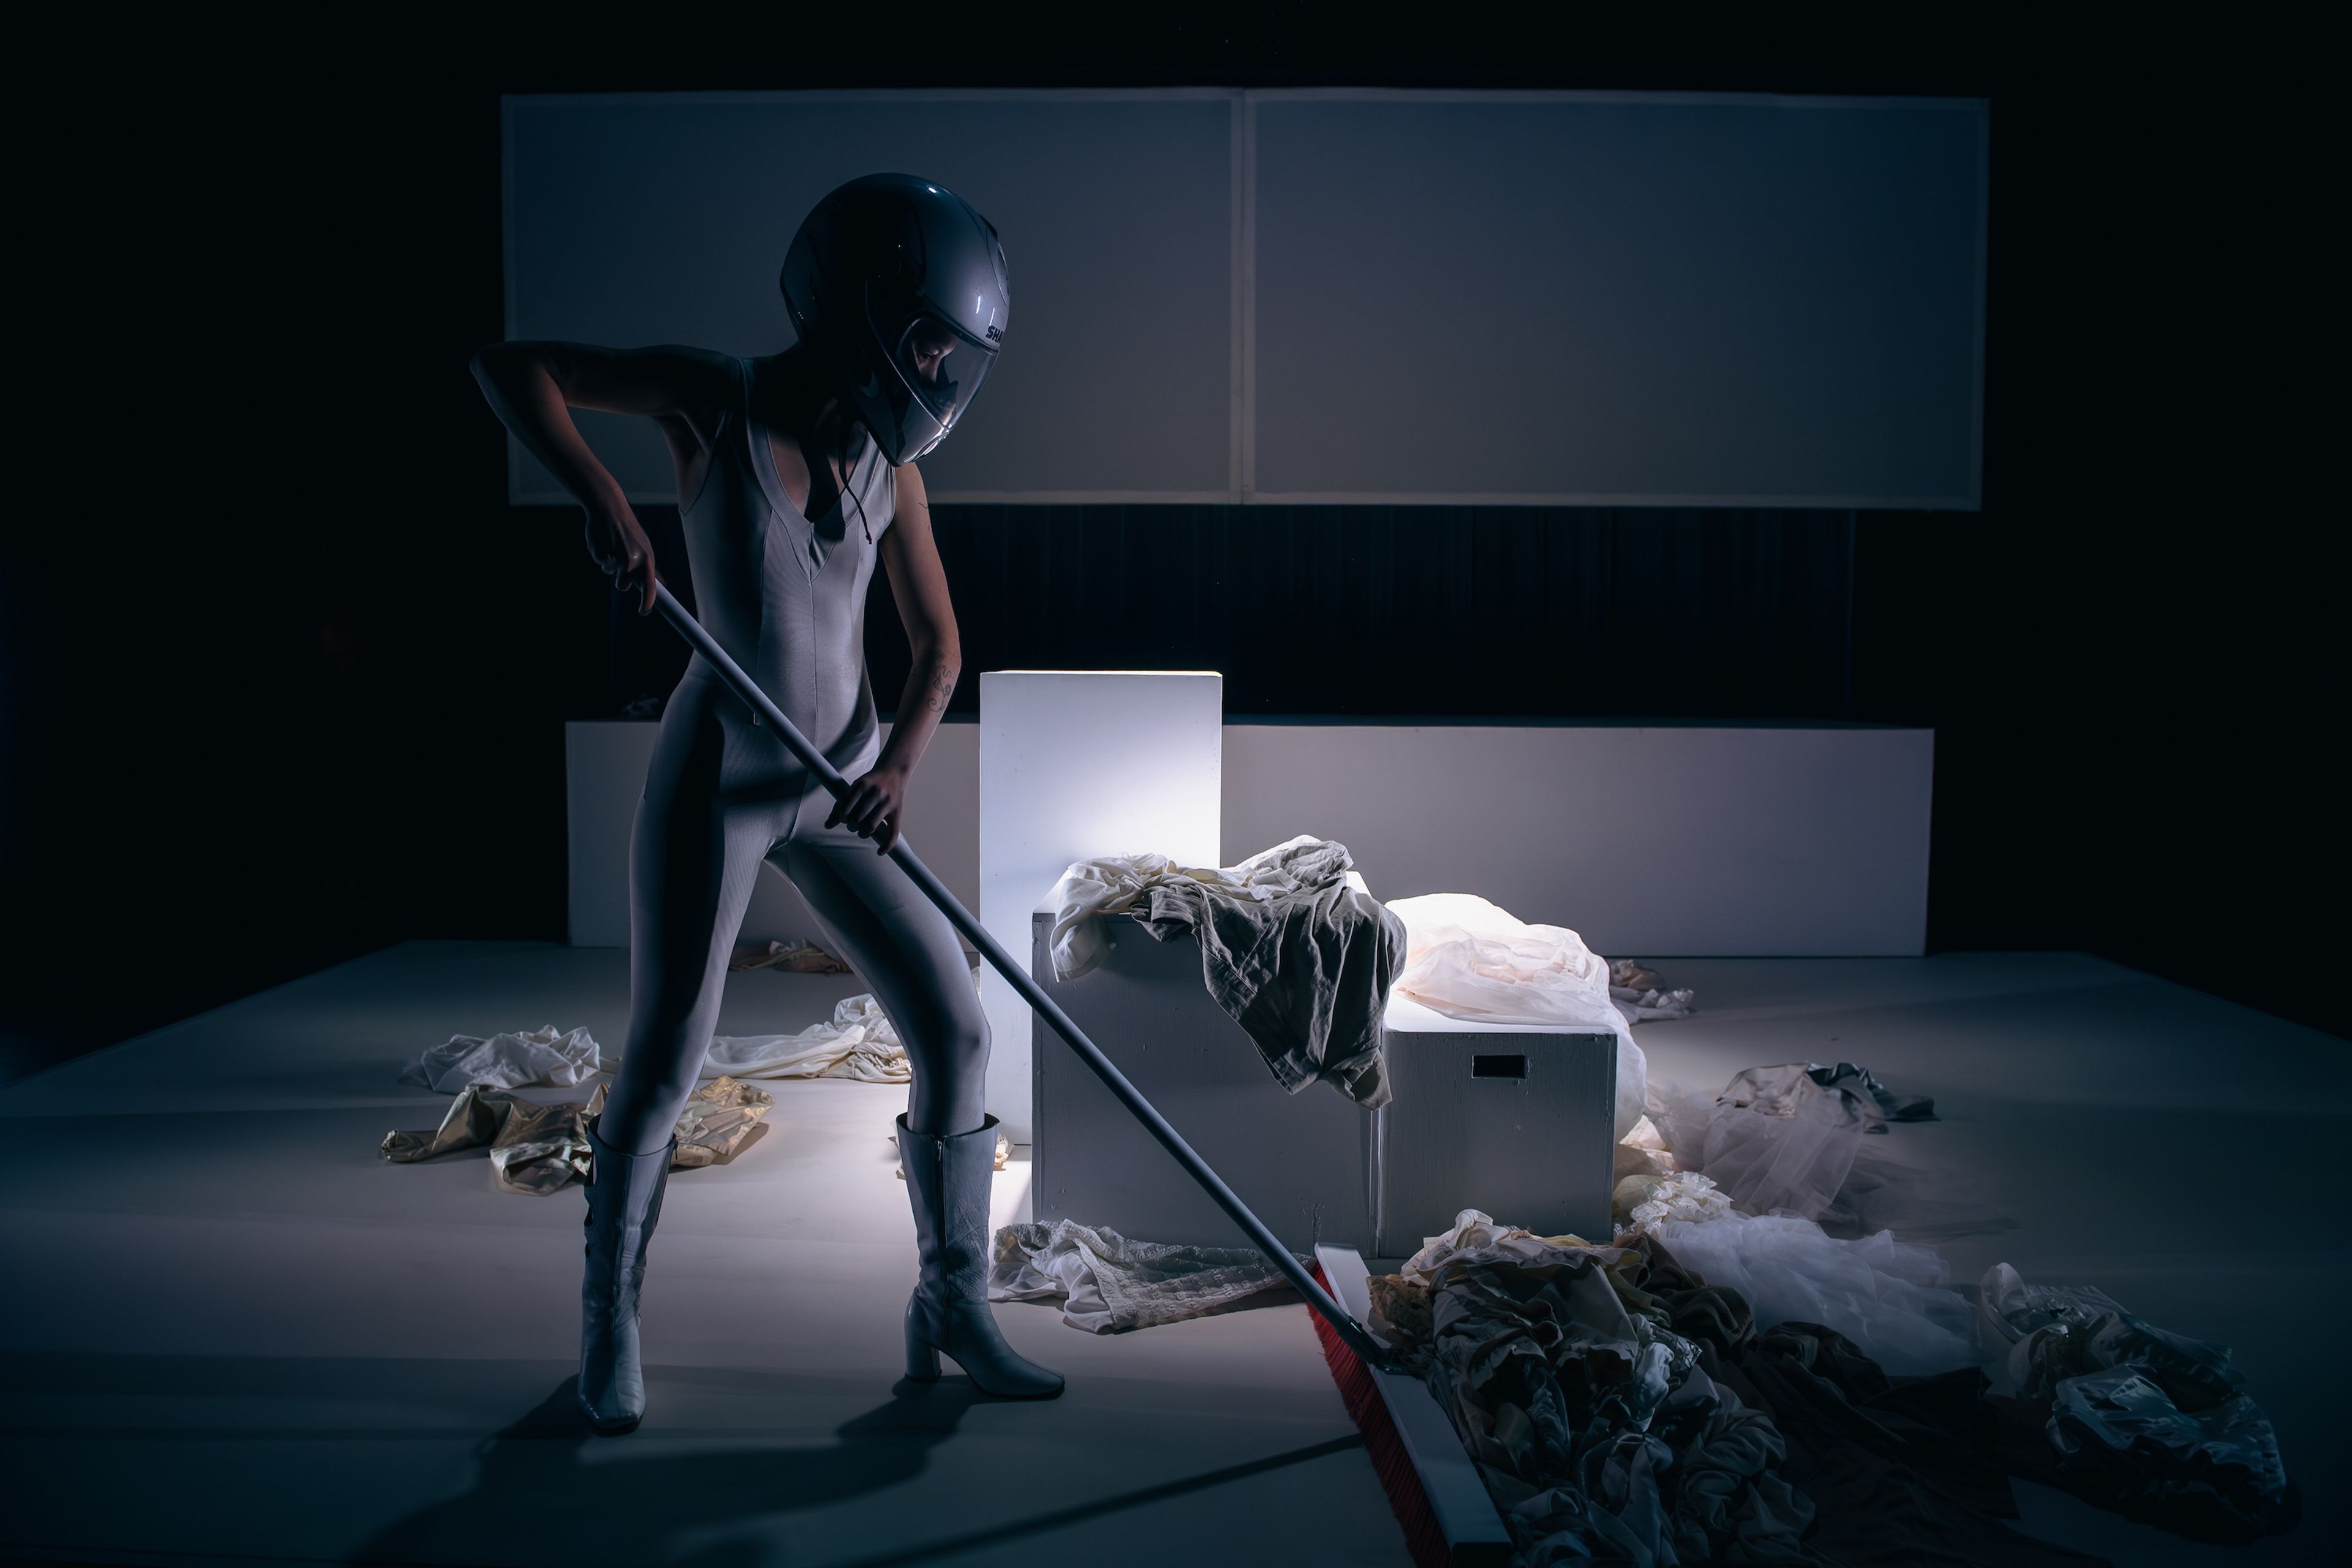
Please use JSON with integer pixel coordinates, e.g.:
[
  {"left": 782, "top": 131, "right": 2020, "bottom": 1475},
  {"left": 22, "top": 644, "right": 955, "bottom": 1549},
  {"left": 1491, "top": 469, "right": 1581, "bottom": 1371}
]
[
  {"left": 1573, "top": 1060, "right": 2293, "bottom": 1553},
  {"left": 1976, "top": 1262, "right": 2291, "bottom": 1544},
  {"left": 383, "top": 1077, "right": 774, "bottom": 1194},
  {"left": 989, "top": 1219, "right": 1293, "bottom": 1332},
  {"left": 383, "top": 998, "right": 916, "bottom": 1192},
  {"left": 399, "top": 1002, "right": 913, "bottom": 1094},
  {"left": 1367, "top": 1208, "right": 2296, "bottom": 1564},
  {"left": 1610, "top": 960, "right": 1697, "bottom": 1022}
]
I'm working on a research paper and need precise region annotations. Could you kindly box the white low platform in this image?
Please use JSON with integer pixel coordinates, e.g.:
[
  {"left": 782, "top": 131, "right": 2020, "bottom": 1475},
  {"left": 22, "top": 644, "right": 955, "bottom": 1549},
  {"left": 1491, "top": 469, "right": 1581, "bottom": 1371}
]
[
  {"left": 2, "top": 944, "right": 2345, "bottom": 1566},
  {"left": 1030, "top": 908, "right": 1378, "bottom": 1253},
  {"left": 1027, "top": 911, "right": 1619, "bottom": 1255}
]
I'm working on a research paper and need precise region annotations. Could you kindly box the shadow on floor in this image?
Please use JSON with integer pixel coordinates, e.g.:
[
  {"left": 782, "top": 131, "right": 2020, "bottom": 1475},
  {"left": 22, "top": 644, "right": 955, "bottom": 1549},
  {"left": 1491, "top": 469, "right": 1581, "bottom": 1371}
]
[
  {"left": 4, "top": 1350, "right": 1368, "bottom": 1566},
  {"left": 350, "top": 1374, "right": 1366, "bottom": 1568},
  {"left": 349, "top": 1374, "right": 987, "bottom": 1566}
]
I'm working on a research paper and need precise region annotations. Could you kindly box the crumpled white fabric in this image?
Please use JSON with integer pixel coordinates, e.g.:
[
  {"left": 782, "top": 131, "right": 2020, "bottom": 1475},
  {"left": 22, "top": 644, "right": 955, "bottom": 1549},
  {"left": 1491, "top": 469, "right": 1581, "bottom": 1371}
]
[
  {"left": 1384, "top": 893, "right": 1648, "bottom": 1139},
  {"left": 1606, "top": 960, "right": 1700, "bottom": 1022},
  {"left": 1046, "top": 835, "right": 1371, "bottom": 983},
  {"left": 1613, "top": 1169, "right": 1736, "bottom": 1231},
  {"left": 1613, "top": 1170, "right": 1978, "bottom": 1376},
  {"left": 683, "top": 994, "right": 911, "bottom": 1084},
  {"left": 988, "top": 1219, "right": 1290, "bottom": 1332},
  {"left": 1397, "top": 1207, "right": 1606, "bottom": 1281},
  {"left": 399, "top": 1025, "right": 602, "bottom": 1092},
  {"left": 410, "top": 997, "right": 912, "bottom": 1095}
]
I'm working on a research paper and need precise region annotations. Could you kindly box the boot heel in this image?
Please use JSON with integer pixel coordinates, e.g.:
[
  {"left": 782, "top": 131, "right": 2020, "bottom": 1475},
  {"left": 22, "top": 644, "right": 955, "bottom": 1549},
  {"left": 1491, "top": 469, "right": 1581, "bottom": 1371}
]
[
  {"left": 896, "top": 1114, "right": 1064, "bottom": 1401},
  {"left": 905, "top": 1321, "right": 941, "bottom": 1382}
]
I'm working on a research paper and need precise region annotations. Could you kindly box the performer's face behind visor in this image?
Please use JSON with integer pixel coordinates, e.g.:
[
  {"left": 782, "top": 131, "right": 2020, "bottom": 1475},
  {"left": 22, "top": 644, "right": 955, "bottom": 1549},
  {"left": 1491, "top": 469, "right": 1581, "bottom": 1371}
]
[{"left": 893, "top": 315, "right": 992, "bottom": 432}]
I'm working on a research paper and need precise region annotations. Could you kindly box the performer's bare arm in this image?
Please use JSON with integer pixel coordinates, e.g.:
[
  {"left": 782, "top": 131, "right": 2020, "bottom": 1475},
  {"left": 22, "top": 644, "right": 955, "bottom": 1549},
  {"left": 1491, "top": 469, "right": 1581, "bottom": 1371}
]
[
  {"left": 829, "top": 462, "right": 959, "bottom": 854},
  {"left": 470, "top": 342, "right": 736, "bottom": 614}
]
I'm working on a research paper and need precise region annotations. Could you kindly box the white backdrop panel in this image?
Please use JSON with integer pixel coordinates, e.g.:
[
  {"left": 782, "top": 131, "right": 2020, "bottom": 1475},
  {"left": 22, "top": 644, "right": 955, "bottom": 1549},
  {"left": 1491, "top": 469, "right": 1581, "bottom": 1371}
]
[
  {"left": 1219, "top": 723, "right": 1933, "bottom": 956},
  {"left": 506, "top": 92, "right": 1237, "bottom": 503},
  {"left": 978, "top": 673, "right": 1223, "bottom": 1140},
  {"left": 1251, "top": 93, "right": 1987, "bottom": 506},
  {"left": 571, "top": 718, "right": 1932, "bottom": 967}
]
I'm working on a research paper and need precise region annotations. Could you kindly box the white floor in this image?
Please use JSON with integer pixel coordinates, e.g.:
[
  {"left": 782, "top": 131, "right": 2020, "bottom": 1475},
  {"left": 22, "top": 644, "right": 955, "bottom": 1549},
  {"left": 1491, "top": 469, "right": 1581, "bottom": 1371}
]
[{"left": 0, "top": 943, "right": 2343, "bottom": 1566}]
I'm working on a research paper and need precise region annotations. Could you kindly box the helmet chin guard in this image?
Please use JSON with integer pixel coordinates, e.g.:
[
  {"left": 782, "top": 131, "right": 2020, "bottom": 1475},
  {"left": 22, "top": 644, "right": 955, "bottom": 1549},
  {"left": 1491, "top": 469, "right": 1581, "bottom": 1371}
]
[{"left": 780, "top": 174, "right": 1009, "bottom": 466}]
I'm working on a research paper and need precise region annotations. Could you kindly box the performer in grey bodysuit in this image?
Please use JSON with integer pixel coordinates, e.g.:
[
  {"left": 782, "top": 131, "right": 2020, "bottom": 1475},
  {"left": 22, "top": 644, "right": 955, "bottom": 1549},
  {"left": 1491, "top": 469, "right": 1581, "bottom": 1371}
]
[{"left": 472, "top": 175, "right": 1059, "bottom": 1434}]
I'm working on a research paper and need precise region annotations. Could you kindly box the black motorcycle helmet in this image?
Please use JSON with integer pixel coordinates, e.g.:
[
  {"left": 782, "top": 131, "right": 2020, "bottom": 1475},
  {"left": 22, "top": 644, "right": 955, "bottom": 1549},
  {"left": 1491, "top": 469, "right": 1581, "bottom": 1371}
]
[{"left": 780, "top": 173, "right": 1009, "bottom": 466}]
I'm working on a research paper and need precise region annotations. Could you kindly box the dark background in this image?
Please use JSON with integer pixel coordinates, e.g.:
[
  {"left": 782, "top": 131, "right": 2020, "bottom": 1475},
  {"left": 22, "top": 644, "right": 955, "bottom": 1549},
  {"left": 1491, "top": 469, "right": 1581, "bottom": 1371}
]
[{"left": 6, "top": 15, "right": 2339, "bottom": 1076}]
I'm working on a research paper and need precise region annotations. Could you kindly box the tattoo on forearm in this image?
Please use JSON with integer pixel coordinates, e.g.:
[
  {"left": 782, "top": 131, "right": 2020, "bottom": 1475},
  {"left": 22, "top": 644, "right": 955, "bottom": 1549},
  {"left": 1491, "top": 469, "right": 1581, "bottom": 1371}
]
[{"left": 925, "top": 661, "right": 959, "bottom": 715}]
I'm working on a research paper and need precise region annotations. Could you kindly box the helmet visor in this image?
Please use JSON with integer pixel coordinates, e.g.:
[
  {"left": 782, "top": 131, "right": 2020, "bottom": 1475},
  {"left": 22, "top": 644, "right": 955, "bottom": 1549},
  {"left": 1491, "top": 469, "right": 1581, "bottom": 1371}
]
[{"left": 891, "top": 314, "right": 995, "bottom": 430}]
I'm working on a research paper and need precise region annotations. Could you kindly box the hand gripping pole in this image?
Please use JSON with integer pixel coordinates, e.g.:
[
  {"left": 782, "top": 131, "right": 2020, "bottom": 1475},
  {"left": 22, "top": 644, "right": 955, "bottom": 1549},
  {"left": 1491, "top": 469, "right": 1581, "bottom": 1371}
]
[{"left": 647, "top": 581, "right": 1398, "bottom": 1372}]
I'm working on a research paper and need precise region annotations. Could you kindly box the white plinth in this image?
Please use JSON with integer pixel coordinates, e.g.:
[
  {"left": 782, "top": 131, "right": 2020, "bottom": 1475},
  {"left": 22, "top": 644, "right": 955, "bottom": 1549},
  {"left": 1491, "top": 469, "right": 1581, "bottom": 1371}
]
[
  {"left": 1031, "top": 907, "right": 1376, "bottom": 1253},
  {"left": 979, "top": 671, "right": 1222, "bottom": 1140},
  {"left": 1374, "top": 996, "right": 1618, "bottom": 1253}
]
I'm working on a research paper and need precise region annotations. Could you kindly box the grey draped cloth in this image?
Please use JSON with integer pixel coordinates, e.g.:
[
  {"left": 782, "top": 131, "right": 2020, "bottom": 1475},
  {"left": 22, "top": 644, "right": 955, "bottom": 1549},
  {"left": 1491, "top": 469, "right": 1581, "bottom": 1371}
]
[{"left": 1053, "top": 836, "right": 1403, "bottom": 1107}]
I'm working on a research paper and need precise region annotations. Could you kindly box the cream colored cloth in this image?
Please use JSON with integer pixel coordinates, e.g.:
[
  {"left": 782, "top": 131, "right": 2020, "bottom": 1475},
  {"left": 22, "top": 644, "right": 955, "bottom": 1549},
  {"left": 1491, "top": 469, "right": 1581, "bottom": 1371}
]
[
  {"left": 1385, "top": 892, "right": 1648, "bottom": 1138},
  {"left": 382, "top": 1077, "right": 774, "bottom": 1194},
  {"left": 1609, "top": 959, "right": 1699, "bottom": 1021}
]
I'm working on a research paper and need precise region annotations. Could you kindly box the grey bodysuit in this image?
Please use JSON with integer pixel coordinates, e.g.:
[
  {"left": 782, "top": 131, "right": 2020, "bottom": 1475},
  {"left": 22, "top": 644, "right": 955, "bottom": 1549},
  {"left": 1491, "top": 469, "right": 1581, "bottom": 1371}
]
[{"left": 597, "top": 356, "right": 987, "bottom": 1154}]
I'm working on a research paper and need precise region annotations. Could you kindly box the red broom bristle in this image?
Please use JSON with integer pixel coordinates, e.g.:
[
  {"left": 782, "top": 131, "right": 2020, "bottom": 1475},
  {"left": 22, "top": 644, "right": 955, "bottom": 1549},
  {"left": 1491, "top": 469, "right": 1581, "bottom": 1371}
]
[{"left": 1310, "top": 1261, "right": 1457, "bottom": 1568}]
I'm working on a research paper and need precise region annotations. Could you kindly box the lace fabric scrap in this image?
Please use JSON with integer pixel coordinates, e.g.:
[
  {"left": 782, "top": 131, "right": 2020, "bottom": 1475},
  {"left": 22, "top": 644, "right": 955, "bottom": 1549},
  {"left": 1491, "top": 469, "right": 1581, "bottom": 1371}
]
[
  {"left": 1613, "top": 1170, "right": 1736, "bottom": 1232},
  {"left": 987, "top": 1219, "right": 1289, "bottom": 1332}
]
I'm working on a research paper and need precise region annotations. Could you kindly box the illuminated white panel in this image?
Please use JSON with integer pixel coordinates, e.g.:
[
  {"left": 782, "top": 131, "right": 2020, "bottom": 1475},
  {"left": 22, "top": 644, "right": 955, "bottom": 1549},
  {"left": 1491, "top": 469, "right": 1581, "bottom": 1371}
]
[{"left": 978, "top": 672, "right": 1222, "bottom": 1139}]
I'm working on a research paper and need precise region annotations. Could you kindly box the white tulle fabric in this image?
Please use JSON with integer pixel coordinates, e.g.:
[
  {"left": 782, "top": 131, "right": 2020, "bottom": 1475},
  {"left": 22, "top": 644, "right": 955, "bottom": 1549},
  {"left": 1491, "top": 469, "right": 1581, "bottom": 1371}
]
[
  {"left": 1384, "top": 893, "right": 1647, "bottom": 1137},
  {"left": 1615, "top": 1170, "right": 1978, "bottom": 1376},
  {"left": 609, "top": 995, "right": 912, "bottom": 1084},
  {"left": 400, "top": 1025, "right": 603, "bottom": 1092},
  {"left": 687, "top": 994, "right": 911, "bottom": 1083},
  {"left": 1643, "top": 1068, "right": 1873, "bottom": 1222}
]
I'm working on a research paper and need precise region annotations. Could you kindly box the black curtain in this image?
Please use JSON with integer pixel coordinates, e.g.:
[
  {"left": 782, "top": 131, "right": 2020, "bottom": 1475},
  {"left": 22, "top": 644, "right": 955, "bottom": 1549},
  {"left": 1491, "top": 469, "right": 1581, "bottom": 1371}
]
[{"left": 602, "top": 504, "right": 1856, "bottom": 722}]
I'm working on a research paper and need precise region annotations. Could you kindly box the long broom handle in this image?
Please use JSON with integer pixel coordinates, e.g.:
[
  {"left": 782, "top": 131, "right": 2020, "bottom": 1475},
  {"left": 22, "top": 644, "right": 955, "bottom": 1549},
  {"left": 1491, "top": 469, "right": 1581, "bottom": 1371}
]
[{"left": 646, "top": 581, "right": 1395, "bottom": 1372}]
